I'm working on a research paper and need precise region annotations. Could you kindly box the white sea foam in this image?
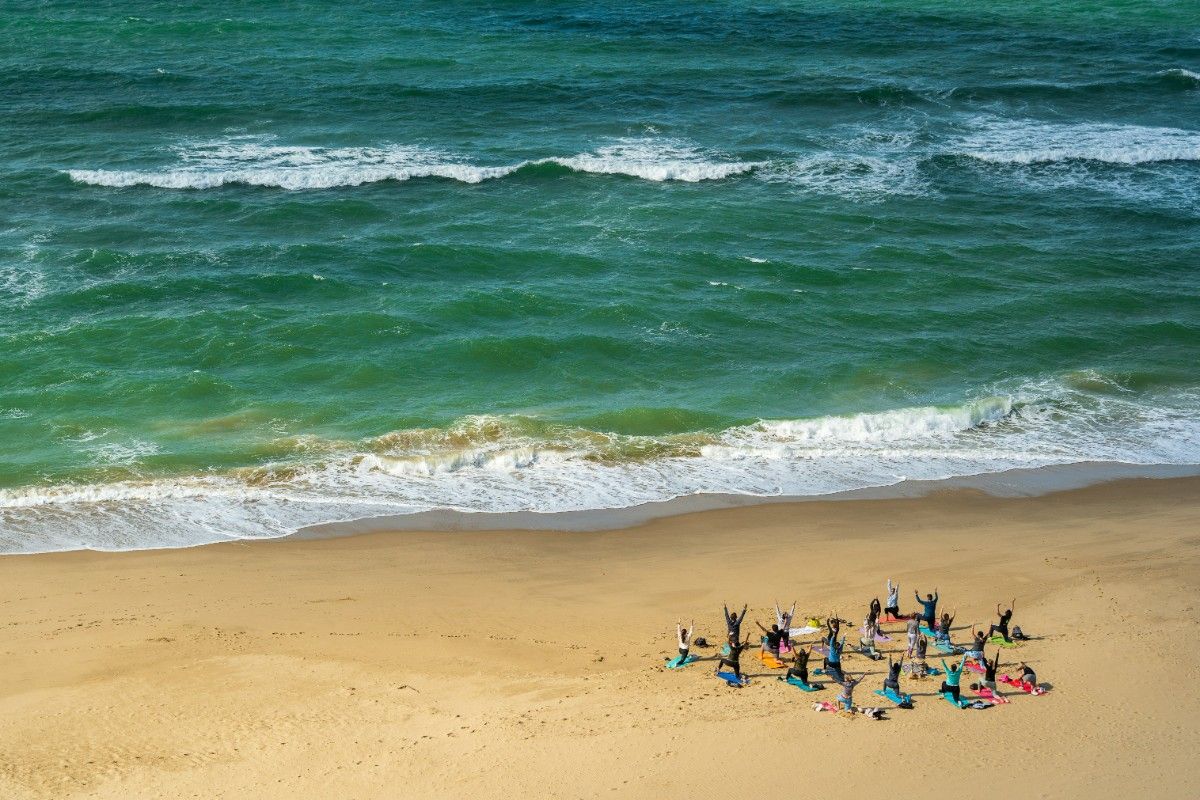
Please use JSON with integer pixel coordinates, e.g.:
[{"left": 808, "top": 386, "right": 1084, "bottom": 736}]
[
  {"left": 66, "top": 136, "right": 757, "bottom": 190},
  {"left": 545, "top": 138, "right": 758, "bottom": 182},
  {"left": 958, "top": 119, "right": 1200, "bottom": 165},
  {"left": 2, "top": 381, "right": 1199, "bottom": 554},
  {"left": 1162, "top": 67, "right": 1200, "bottom": 82}
]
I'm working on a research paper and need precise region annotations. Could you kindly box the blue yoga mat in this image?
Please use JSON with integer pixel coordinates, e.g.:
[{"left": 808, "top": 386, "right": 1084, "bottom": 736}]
[
  {"left": 782, "top": 675, "right": 820, "bottom": 692},
  {"left": 716, "top": 671, "right": 748, "bottom": 687},
  {"left": 942, "top": 691, "right": 970, "bottom": 708},
  {"left": 874, "top": 687, "right": 913, "bottom": 705},
  {"left": 665, "top": 654, "right": 700, "bottom": 669}
]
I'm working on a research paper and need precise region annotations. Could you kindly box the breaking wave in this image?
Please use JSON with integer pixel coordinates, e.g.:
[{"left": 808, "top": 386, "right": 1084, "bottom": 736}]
[
  {"left": 956, "top": 119, "right": 1200, "bottom": 165},
  {"left": 3, "top": 382, "right": 1198, "bottom": 554},
  {"left": 65, "top": 136, "right": 759, "bottom": 190}
]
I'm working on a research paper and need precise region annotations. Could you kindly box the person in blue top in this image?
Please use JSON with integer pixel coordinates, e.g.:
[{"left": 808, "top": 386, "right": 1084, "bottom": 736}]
[
  {"left": 914, "top": 589, "right": 939, "bottom": 627},
  {"left": 940, "top": 657, "right": 967, "bottom": 702},
  {"left": 824, "top": 634, "right": 846, "bottom": 682}
]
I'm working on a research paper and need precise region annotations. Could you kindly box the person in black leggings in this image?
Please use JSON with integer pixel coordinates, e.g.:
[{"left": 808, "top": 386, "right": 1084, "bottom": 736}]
[
  {"left": 787, "top": 647, "right": 811, "bottom": 684},
  {"left": 987, "top": 599, "right": 1016, "bottom": 643},
  {"left": 867, "top": 598, "right": 881, "bottom": 629},
  {"left": 716, "top": 638, "right": 751, "bottom": 681},
  {"left": 982, "top": 649, "right": 1001, "bottom": 690},
  {"left": 756, "top": 621, "right": 783, "bottom": 658},
  {"left": 884, "top": 654, "right": 904, "bottom": 694}
]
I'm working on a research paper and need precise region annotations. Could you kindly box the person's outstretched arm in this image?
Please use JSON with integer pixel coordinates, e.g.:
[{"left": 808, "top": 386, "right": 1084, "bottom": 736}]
[{"left": 738, "top": 604, "right": 748, "bottom": 624}]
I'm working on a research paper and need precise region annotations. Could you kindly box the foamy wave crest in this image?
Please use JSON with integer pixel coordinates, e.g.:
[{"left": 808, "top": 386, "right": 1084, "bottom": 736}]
[
  {"left": 1161, "top": 68, "right": 1200, "bottom": 83},
  {"left": 751, "top": 398, "right": 1012, "bottom": 444},
  {"left": 67, "top": 141, "right": 519, "bottom": 189},
  {"left": 958, "top": 119, "right": 1200, "bottom": 165},
  {"left": 65, "top": 136, "right": 757, "bottom": 190},
  {"left": 3, "top": 382, "right": 1199, "bottom": 554},
  {"left": 545, "top": 138, "right": 758, "bottom": 182}
]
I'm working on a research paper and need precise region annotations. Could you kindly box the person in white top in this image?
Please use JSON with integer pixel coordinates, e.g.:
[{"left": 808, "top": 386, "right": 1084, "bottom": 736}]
[
  {"left": 885, "top": 578, "right": 900, "bottom": 619},
  {"left": 676, "top": 619, "right": 694, "bottom": 661},
  {"left": 775, "top": 600, "right": 797, "bottom": 651}
]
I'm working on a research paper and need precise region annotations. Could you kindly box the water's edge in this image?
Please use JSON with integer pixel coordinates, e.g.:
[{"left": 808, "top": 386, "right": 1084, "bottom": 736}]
[{"left": 289, "top": 461, "right": 1200, "bottom": 540}]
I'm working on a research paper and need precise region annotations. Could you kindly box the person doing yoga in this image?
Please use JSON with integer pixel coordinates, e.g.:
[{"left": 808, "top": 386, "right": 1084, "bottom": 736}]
[
  {"left": 912, "top": 633, "right": 929, "bottom": 676},
  {"left": 988, "top": 599, "right": 1016, "bottom": 643},
  {"left": 716, "top": 638, "right": 752, "bottom": 682},
  {"left": 966, "top": 627, "right": 988, "bottom": 661},
  {"left": 884, "top": 654, "right": 904, "bottom": 693},
  {"left": 915, "top": 589, "right": 938, "bottom": 627},
  {"left": 867, "top": 598, "right": 881, "bottom": 629},
  {"left": 837, "top": 672, "right": 864, "bottom": 711},
  {"left": 775, "top": 600, "right": 797, "bottom": 650},
  {"left": 936, "top": 610, "right": 955, "bottom": 642},
  {"left": 1019, "top": 661, "right": 1036, "bottom": 686},
  {"left": 981, "top": 650, "right": 1001, "bottom": 690},
  {"left": 885, "top": 579, "right": 900, "bottom": 618},
  {"left": 756, "top": 620, "right": 784, "bottom": 657},
  {"left": 787, "top": 647, "right": 812, "bottom": 685},
  {"left": 824, "top": 633, "right": 847, "bottom": 682},
  {"left": 723, "top": 603, "right": 748, "bottom": 645},
  {"left": 906, "top": 616, "right": 921, "bottom": 656},
  {"left": 676, "top": 619, "right": 694, "bottom": 661},
  {"left": 941, "top": 657, "right": 967, "bottom": 702}
]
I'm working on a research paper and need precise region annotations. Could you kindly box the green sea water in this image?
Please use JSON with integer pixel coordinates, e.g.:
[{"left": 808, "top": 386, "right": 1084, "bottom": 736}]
[{"left": 2, "top": 1, "right": 1199, "bottom": 551}]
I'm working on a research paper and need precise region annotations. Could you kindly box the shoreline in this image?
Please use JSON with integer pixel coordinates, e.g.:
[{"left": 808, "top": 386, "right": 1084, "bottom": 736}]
[
  {"left": 293, "top": 460, "right": 1200, "bottom": 540},
  {"left": 4, "top": 459, "right": 1198, "bottom": 556},
  {"left": 1, "top": 474, "right": 1198, "bottom": 798}
]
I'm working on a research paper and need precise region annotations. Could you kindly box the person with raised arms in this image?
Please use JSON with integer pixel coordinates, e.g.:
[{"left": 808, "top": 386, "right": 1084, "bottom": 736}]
[
  {"left": 755, "top": 619, "right": 784, "bottom": 660},
  {"left": 867, "top": 597, "right": 882, "bottom": 629},
  {"left": 675, "top": 619, "right": 694, "bottom": 663},
  {"left": 723, "top": 602, "right": 748, "bottom": 646},
  {"left": 884, "top": 654, "right": 904, "bottom": 695},
  {"left": 935, "top": 610, "right": 956, "bottom": 644},
  {"left": 775, "top": 600, "right": 797, "bottom": 652},
  {"left": 981, "top": 650, "right": 1001, "bottom": 692},
  {"left": 837, "top": 672, "right": 864, "bottom": 711},
  {"left": 914, "top": 588, "right": 938, "bottom": 628},
  {"left": 941, "top": 657, "right": 967, "bottom": 703},
  {"left": 824, "top": 631, "right": 847, "bottom": 682},
  {"left": 965, "top": 627, "right": 988, "bottom": 663},
  {"left": 786, "top": 646, "right": 812, "bottom": 686},
  {"left": 988, "top": 599, "right": 1016, "bottom": 643},
  {"left": 716, "top": 636, "right": 752, "bottom": 684},
  {"left": 885, "top": 578, "right": 901, "bottom": 620}
]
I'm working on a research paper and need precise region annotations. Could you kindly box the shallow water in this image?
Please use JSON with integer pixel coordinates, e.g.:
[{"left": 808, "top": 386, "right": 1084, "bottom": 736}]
[{"left": 2, "top": 1, "right": 1199, "bottom": 551}]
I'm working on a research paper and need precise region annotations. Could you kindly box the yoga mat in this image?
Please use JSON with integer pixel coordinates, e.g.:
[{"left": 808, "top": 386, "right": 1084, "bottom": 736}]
[
  {"left": 873, "top": 688, "right": 913, "bottom": 706},
  {"left": 664, "top": 654, "right": 700, "bottom": 669},
  {"left": 716, "top": 671, "right": 749, "bottom": 687}
]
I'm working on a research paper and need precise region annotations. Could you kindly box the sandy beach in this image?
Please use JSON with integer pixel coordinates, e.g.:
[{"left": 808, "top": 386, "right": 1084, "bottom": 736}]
[{"left": 2, "top": 476, "right": 1198, "bottom": 799}]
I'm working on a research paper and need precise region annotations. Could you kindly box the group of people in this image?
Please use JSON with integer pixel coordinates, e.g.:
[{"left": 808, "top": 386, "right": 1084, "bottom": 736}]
[{"left": 671, "top": 579, "right": 1042, "bottom": 715}]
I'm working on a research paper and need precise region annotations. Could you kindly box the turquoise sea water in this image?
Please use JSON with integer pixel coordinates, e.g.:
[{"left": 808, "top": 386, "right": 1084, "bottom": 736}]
[{"left": 2, "top": 1, "right": 1199, "bottom": 551}]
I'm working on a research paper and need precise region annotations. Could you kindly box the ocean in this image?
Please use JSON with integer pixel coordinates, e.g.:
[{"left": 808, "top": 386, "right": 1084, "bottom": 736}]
[{"left": 2, "top": 0, "right": 1199, "bottom": 552}]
